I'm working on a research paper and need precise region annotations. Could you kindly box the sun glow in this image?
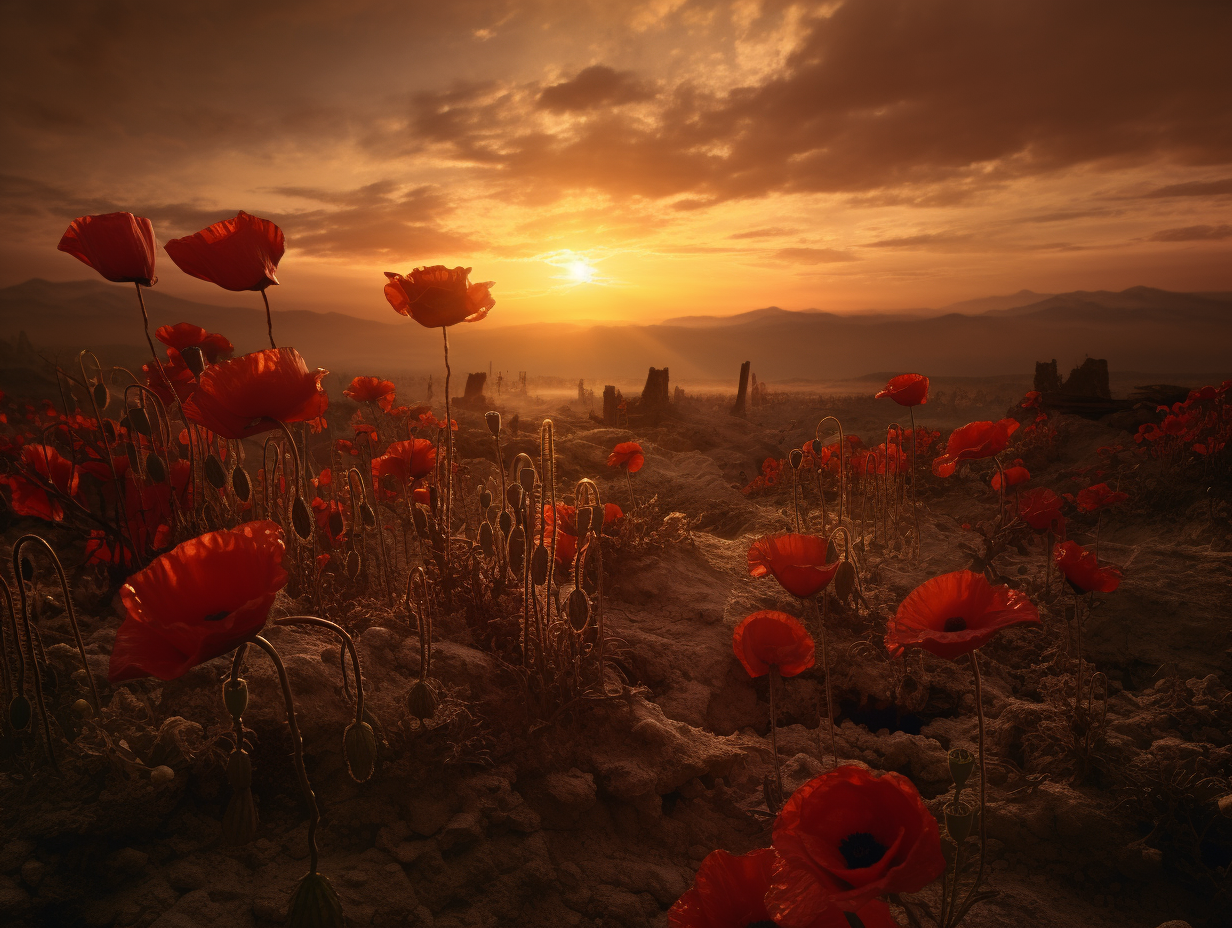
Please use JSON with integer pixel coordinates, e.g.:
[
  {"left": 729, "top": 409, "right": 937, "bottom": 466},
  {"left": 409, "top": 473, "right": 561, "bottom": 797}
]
[{"left": 565, "top": 258, "right": 597, "bottom": 283}]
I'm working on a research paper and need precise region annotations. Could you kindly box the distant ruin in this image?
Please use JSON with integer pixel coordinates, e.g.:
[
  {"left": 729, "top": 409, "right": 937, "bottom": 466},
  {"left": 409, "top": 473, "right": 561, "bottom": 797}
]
[{"left": 1034, "top": 357, "right": 1111, "bottom": 399}]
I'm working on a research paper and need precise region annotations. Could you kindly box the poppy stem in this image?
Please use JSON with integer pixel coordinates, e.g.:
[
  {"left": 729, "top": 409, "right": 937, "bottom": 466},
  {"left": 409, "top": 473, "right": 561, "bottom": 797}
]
[
  {"left": 133, "top": 283, "right": 182, "bottom": 412},
  {"left": 843, "top": 913, "right": 867, "bottom": 928},
  {"left": 819, "top": 593, "right": 836, "bottom": 767},
  {"left": 252, "top": 634, "right": 321, "bottom": 875},
  {"left": 1073, "top": 589, "right": 1085, "bottom": 717},
  {"left": 908, "top": 406, "right": 921, "bottom": 557},
  {"left": 957, "top": 651, "right": 988, "bottom": 919},
  {"left": 273, "top": 616, "right": 365, "bottom": 723},
  {"left": 441, "top": 327, "right": 453, "bottom": 581},
  {"left": 768, "top": 664, "right": 784, "bottom": 807},
  {"left": 261, "top": 289, "right": 276, "bottom": 349},
  {"left": 625, "top": 468, "right": 637, "bottom": 513}
]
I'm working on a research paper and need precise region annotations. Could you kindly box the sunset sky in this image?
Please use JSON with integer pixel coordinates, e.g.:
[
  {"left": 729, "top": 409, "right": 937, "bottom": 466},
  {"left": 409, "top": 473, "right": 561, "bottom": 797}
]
[{"left": 1, "top": 0, "right": 1229, "bottom": 325}]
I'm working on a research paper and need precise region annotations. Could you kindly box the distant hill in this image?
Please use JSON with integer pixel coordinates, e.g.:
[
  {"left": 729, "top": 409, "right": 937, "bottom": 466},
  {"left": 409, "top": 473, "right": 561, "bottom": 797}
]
[{"left": 1, "top": 279, "right": 1228, "bottom": 385}]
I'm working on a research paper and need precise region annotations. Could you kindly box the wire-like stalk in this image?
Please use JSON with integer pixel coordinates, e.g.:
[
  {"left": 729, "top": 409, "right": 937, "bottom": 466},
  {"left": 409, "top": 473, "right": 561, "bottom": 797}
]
[
  {"left": 908, "top": 406, "right": 921, "bottom": 556},
  {"left": 768, "top": 664, "right": 784, "bottom": 806},
  {"left": 273, "top": 617, "right": 364, "bottom": 723},
  {"left": 816, "top": 594, "right": 836, "bottom": 768},
  {"left": 954, "top": 651, "right": 989, "bottom": 919},
  {"left": 441, "top": 327, "right": 454, "bottom": 577},
  {"left": 261, "top": 289, "right": 276, "bottom": 349},
  {"left": 814, "top": 416, "right": 846, "bottom": 526}
]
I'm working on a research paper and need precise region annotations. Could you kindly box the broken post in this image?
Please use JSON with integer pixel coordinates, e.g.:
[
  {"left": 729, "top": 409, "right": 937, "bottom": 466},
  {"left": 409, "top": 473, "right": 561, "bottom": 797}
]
[
  {"left": 603, "top": 385, "right": 619, "bottom": 426},
  {"left": 732, "top": 360, "right": 751, "bottom": 417}
]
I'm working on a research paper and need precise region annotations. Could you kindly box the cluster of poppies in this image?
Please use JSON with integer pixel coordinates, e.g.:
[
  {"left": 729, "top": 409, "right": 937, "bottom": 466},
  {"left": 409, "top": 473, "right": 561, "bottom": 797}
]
[{"left": 1134, "top": 381, "right": 1231, "bottom": 459}]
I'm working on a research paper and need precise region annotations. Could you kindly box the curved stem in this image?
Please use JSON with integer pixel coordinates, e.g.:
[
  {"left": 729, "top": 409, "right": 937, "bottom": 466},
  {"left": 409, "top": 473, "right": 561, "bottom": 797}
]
[
  {"left": 273, "top": 616, "right": 364, "bottom": 722},
  {"left": 261, "top": 289, "right": 276, "bottom": 349},
  {"left": 768, "top": 664, "right": 784, "bottom": 806},
  {"left": 441, "top": 327, "right": 453, "bottom": 576},
  {"left": 908, "top": 406, "right": 921, "bottom": 556},
  {"left": 818, "top": 594, "right": 835, "bottom": 768},
  {"left": 956, "top": 651, "right": 988, "bottom": 918},
  {"left": 252, "top": 635, "right": 320, "bottom": 874}
]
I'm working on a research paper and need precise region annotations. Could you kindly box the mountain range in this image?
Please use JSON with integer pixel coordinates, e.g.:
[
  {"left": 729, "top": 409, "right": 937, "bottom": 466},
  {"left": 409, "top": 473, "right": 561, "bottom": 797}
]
[{"left": 1, "top": 278, "right": 1228, "bottom": 386}]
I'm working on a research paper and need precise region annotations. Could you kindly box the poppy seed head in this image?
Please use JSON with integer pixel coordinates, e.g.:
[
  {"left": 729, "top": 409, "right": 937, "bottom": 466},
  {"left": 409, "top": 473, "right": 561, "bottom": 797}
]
[
  {"left": 943, "top": 616, "right": 967, "bottom": 632},
  {"left": 839, "top": 831, "right": 888, "bottom": 870}
]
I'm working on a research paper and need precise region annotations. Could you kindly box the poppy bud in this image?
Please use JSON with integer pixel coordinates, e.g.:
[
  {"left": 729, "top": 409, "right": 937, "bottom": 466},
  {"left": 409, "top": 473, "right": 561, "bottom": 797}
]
[
  {"left": 227, "top": 749, "right": 253, "bottom": 789},
  {"left": 92, "top": 381, "right": 110, "bottom": 411},
  {"left": 486, "top": 504, "right": 500, "bottom": 525},
  {"left": 286, "top": 871, "right": 343, "bottom": 928},
  {"left": 222, "top": 678, "right": 249, "bottom": 720},
  {"left": 150, "top": 765, "right": 175, "bottom": 785},
  {"left": 292, "top": 497, "right": 313, "bottom": 541},
  {"left": 359, "top": 502, "right": 376, "bottom": 528},
  {"left": 180, "top": 345, "right": 207, "bottom": 376},
  {"left": 73, "top": 698, "right": 94, "bottom": 719},
  {"left": 408, "top": 679, "right": 438, "bottom": 722},
  {"left": 478, "top": 521, "right": 495, "bottom": 556},
  {"left": 948, "top": 748, "right": 975, "bottom": 792},
  {"left": 20, "top": 557, "right": 33, "bottom": 581},
  {"left": 789, "top": 449, "right": 803, "bottom": 469},
  {"left": 9, "top": 695, "right": 31, "bottom": 731},
  {"left": 506, "top": 485, "right": 523, "bottom": 510},
  {"left": 576, "top": 507, "right": 592, "bottom": 536},
  {"left": 412, "top": 506, "right": 429, "bottom": 537},
  {"left": 519, "top": 467, "right": 535, "bottom": 491},
  {"left": 834, "top": 560, "right": 857, "bottom": 605},
  {"left": 232, "top": 465, "right": 252, "bottom": 501},
  {"left": 479, "top": 488, "right": 493, "bottom": 510},
  {"left": 531, "top": 545, "right": 549, "bottom": 585},
  {"left": 592, "top": 505, "right": 605, "bottom": 532},
  {"left": 125, "top": 441, "right": 141, "bottom": 474},
  {"left": 944, "top": 799, "right": 974, "bottom": 844},
  {"left": 328, "top": 509, "right": 345, "bottom": 539},
  {"left": 427, "top": 484, "right": 438, "bottom": 515},
  {"left": 346, "top": 550, "right": 362, "bottom": 580},
  {"left": 498, "top": 509, "right": 513, "bottom": 537},
  {"left": 102, "top": 419, "right": 117, "bottom": 444},
  {"left": 145, "top": 452, "right": 167, "bottom": 484},
  {"left": 343, "top": 720, "right": 378, "bottom": 783},
  {"left": 568, "top": 588, "right": 589, "bottom": 630},
  {"left": 223, "top": 786, "right": 259, "bottom": 846},
  {"left": 486, "top": 411, "right": 501, "bottom": 436},
  {"left": 811, "top": 439, "right": 822, "bottom": 455},
  {"left": 508, "top": 528, "right": 525, "bottom": 573},
  {"left": 128, "top": 406, "right": 153, "bottom": 436},
  {"left": 204, "top": 453, "right": 227, "bottom": 489}
]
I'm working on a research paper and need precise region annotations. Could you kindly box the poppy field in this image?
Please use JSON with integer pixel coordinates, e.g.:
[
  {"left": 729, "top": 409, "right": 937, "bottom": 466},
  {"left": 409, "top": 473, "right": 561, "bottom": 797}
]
[{"left": 0, "top": 211, "right": 1230, "bottom": 928}]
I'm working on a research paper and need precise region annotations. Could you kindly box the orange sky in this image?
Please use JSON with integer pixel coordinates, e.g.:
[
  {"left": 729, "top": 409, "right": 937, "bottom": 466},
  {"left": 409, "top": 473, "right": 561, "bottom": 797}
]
[{"left": 1, "top": 0, "right": 1229, "bottom": 325}]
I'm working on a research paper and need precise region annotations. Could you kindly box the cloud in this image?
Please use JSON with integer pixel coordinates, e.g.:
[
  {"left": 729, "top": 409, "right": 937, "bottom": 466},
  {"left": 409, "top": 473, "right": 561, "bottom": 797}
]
[
  {"left": 1148, "top": 224, "right": 1232, "bottom": 242},
  {"left": 1140, "top": 178, "right": 1232, "bottom": 198},
  {"left": 772, "top": 247, "right": 858, "bottom": 264},
  {"left": 864, "top": 231, "right": 976, "bottom": 250},
  {"left": 537, "top": 66, "right": 655, "bottom": 112},
  {"left": 729, "top": 227, "right": 797, "bottom": 239}
]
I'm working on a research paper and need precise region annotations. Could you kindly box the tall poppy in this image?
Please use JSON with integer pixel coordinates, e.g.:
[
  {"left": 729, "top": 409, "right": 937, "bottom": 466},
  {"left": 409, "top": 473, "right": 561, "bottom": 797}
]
[
  {"left": 344, "top": 376, "right": 397, "bottom": 410},
  {"left": 766, "top": 765, "right": 944, "bottom": 924},
  {"left": 671, "top": 847, "right": 898, "bottom": 928},
  {"left": 383, "top": 266, "right": 495, "bottom": 327},
  {"left": 931, "top": 419, "right": 1020, "bottom": 478},
  {"left": 607, "top": 441, "right": 645, "bottom": 473},
  {"left": 732, "top": 611, "right": 815, "bottom": 678},
  {"left": 748, "top": 534, "right": 840, "bottom": 599},
  {"left": 155, "top": 323, "right": 234, "bottom": 363},
  {"left": 542, "top": 503, "right": 579, "bottom": 565},
  {"left": 991, "top": 465, "right": 1029, "bottom": 491},
  {"left": 0, "top": 444, "right": 80, "bottom": 521},
  {"left": 1018, "top": 487, "right": 1065, "bottom": 534},
  {"left": 109, "top": 521, "right": 288, "bottom": 683},
  {"left": 885, "top": 570, "right": 1040, "bottom": 660},
  {"left": 144, "top": 353, "right": 199, "bottom": 406},
  {"left": 183, "top": 348, "right": 328, "bottom": 439},
  {"left": 1075, "top": 483, "right": 1128, "bottom": 513},
  {"left": 371, "top": 439, "right": 436, "bottom": 484},
  {"left": 875, "top": 373, "right": 929, "bottom": 407},
  {"left": 1053, "top": 541, "right": 1121, "bottom": 593},
  {"left": 57, "top": 212, "right": 157, "bottom": 287},
  {"left": 163, "top": 211, "right": 285, "bottom": 291}
]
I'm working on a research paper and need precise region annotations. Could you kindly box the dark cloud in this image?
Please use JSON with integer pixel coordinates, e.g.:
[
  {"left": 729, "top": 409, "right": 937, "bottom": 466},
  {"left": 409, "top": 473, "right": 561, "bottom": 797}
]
[
  {"left": 537, "top": 66, "right": 655, "bottom": 112},
  {"left": 864, "top": 232, "right": 976, "bottom": 250},
  {"left": 729, "top": 227, "right": 797, "bottom": 239},
  {"left": 772, "top": 247, "right": 858, "bottom": 264},
  {"left": 1148, "top": 224, "right": 1232, "bottom": 242},
  {"left": 1140, "top": 178, "right": 1232, "bottom": 198}
]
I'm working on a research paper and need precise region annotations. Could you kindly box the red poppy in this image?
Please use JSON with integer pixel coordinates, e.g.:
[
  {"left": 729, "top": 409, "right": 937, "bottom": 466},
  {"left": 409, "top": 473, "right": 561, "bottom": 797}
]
[
  {"left": 155, "top": 323, "right": 234, "bottom": 363},
  {"left": 0, "top": 444, "right": 80, "bottom": 521},
  {"left": 1075, "top": 483, "right": 1128, "bottom": 513},
  {"left": 875, "top": 373, "right": 929, "bottom": 408},
  {"left": 1017, "top": 487, "right": 1065, "bottom": 534},
  {"left": 57, "top": 212, "right": 157, "bottom": 286},
  {"left": 885, "top": 570, "right": 1040, "bottom": 660},
  {"left": 732, "top": 610, "right": 815, "bottom": 678},
  {"left": 383, "top": 265, "right": 495, "bottom": 327},
  {"left": 1021, "top": 391, "right": 1042, "bottom": 409},
  {"left": 344, "top": 376, "right": 396, "bottom": 409},
  {"left": 144, "top": 354, "right": 199, "bottom": 406},
  {"left": 931, "top": 419, "right": 1020, "bottom": 478},
  {"left": 748, "top": 534, "right": 841, "bottom": 599},
  {"left": 601, "top": 502, "right": 623, "bottom": 531},
  {"left": 109, "top": 521, "right": 288, "bottom": 683},
  {"left": 991, "top": 465, "right": 1030, "bottom": 491},
  {"left": 371, "top": 439, "right": 436, "bottom": 484},
  {"left": 312, "top": 498, "right": 346, "bottom": 546},
  {"left": 183, "top": 348, "right": 328, "bottom": 439},
  {"left": 164, "top": 211, "right": 285, "bottom": 291},
  {"left": 542, "top": 503, "right": 579, "bottom": 565},
  {"left": 607, "top": 441, "right": 645, "bottom": 473},
  {"left": 85, "top": 530, "right": 131, "bottom": 568},
  {"left": 766, "top": 765, "right": 944, "bottom": 924},
  {"left": 1053, "top": 541, "right": 1121, "bottom": 593}
]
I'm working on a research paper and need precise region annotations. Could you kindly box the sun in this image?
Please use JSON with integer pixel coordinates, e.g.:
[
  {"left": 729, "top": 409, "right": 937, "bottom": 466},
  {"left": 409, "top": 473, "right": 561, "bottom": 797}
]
[{"left": 564, "top": 258, "right": 597, "bottom": 283}]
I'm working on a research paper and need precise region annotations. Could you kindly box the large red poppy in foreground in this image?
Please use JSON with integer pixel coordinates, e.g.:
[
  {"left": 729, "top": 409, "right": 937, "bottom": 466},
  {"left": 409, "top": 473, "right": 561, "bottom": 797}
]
[
  {"left": 57, "top": 212, "right": 158, "bottom": 287},
  {"left": 383, "top": 265, "right": 495, "bottom": 327},
  {"left": 732, "top": 610, "right": 815, "bottom": 678},
  {"left": 670, "top": 847, "right": 898, "bottom": 928},
  {"left": 1053, "top": 541, "right": 1122, "bottom": 593},
  {"left": 767, "top": 765, "right": 944, "bottom": 924},
  {"left": 607, "top": 441, "right": 645, "bottom": 473},
  {"left": 183, "top": 348, "right": 328, "bottom": 439},
  {"left": 109, "top": 521, "right": 287, "bottom": 683},
  {"left": 748, "top": 533, "right": 840, "bottom": 598},
  {"left": 885, "top": 570, "right": 1040, "bottom": 660},
  {"left": 875, "top": 373, "right": 929, "bottom": 408},
  {"left": 164, "top": 211, "right": 285, "bottom": 291},
  {"left": 931, "top": 419, "right": 1020, "bottom": 478}
]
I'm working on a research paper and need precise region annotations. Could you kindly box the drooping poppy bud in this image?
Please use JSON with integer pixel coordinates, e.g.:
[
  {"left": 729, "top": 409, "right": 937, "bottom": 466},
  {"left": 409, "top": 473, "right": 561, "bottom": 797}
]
[
  {"left": 343, "top": 720, "right": 377, "bottom": 783},
  {"left": 286, "top": 872, "right": 343, "bottom": 928},
  {"left": 58, "top": 212, "right": 158, "bottom": 287}
]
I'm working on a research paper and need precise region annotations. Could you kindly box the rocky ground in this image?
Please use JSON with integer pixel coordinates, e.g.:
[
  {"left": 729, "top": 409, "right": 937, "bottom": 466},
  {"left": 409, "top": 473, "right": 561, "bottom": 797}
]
[{"left": 2, "top": 384, "right": 1229, "bottom": 927}]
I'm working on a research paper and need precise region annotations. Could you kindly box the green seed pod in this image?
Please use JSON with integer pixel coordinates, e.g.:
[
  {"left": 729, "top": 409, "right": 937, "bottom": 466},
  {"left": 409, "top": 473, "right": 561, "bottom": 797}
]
[
  {"left": 497, "top": 509, "right": 512, "bottom": 535},
  {"left": 789, "top": 448, "right": 804, "bottom": 469},
  {"left": 478, "top": 521, "right": 495, "bottom": 556},
  {"left": 811, "top": 439, "right": 823, "bottom": 455},
  {"left": 567, "top": 588, "right": 589, "bottom": 630},
  {"left": 407, "top": 679, "right": 438, "bottom": 723},
  {"left": 292, "top": 497, "right": 313, "bottom": 541},
  {"left": 412, "top": 506, "right": 429, "bottom": 537},
  {"left": 591, "top": 504, "right": 605, "bottom": 532},
  {"left": 232, "top": 466, "right": 252, "bottom": 501},
  {"left": 9, "top": 695, "right": 32, "bottom": 730},
  {"left": 944, "top": 799, "right": 974, "bottom": 844},
  {"left": 506, "top": 484, "right": 522, "bottom": 510},
  {"left": 519, "top": 467, "right": 535, "bottom": 491},
  {"left": 227, "top": 749, "right": 253, "bottom": 789},
  {"left": 328, "top": 509, "right": 345, "bottom": 539},
  {"left": 222, "top": 786, "right": 259, "bottom": 846},
  {"left": 180, "top": 345, "right": 207, "bottom": 377},
  {"left": 204, "top": 453, "right": 227, "bottom": 489},
  {"left": 948, "top": 748, "right": 975, "bottom": 792},
  {"left": 20, "top": 556, "right": 33, "bottom": 581},
  {"left": 833, "top": 560, "right": 857, "bottom": 605},
  {"left": 531, "top": 545, "right": 548, "bottom": 586},
  {"left": 343, "top": 720, "right": 378, "bottom": 784},
  {"left": 150, "top": 764, "right": 175, "bottom": 785},
  {"left": 346, "top": 550, "right": 361, "bottom": 580},
  {"left": 145, "top": 452, "right": 167, "bottom": 484},
  {"left": 223, "top": 678, "right": 248, "bottom": 719},
  {"left": 479, "top": 488, "right": 493, "bottom": 510},
  {"left": 128, "top": 406, "right": 153, "bottom": 436},
  {"left": 359, "top": 501, "right": 376, "bottom": 528},
  {"left": 576, "top": 506, "right": 592, "bottom": 536},
  {"left": 485, "top": 411, "right": 501, "bottom": 436},
  {"left": 508, "top": 528, "right": 525, "bottom": 574},
  {"left": 101, "top": 419, "right": 117, "bottom": 444},
  {"left": 286, "top": 871, "right": 343, "bottom": 928},
  {"left": 486, "top": 504, "right": 501, "bottom": 524},
  {"left": 92, "top": 381, "right": 110, "bottom": 411},
  {"left": 72, "top": 698, "right": 94, "bottom": 719}
]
